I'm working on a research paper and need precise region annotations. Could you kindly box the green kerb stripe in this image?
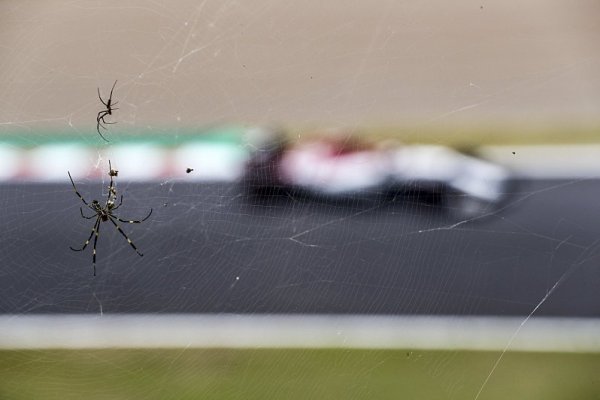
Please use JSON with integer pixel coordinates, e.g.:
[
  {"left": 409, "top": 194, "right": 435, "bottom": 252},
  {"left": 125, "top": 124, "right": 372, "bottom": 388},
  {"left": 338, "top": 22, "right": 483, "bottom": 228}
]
[{"left": 0, "top": 126, "right": 247, "bottom": 148}]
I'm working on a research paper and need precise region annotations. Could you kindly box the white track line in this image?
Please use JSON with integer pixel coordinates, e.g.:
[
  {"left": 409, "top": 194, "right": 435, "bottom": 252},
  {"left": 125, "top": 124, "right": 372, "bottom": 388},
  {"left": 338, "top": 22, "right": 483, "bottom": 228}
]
[{"left": 1, "top": 314, "right": 599, "bottom": 352}]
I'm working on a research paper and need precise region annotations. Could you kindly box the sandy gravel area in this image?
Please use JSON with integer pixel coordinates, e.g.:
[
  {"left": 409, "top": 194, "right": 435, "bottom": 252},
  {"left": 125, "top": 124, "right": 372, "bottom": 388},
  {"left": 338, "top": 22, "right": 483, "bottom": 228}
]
[{"left": 1, "top": 1, "right": 598, "bottom": 132}]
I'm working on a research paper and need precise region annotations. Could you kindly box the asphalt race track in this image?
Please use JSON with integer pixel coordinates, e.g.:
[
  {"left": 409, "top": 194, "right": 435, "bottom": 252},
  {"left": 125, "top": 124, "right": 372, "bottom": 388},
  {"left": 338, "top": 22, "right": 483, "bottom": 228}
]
[{"left": 1, "top": 179, "right": 599, "bottom": 317}]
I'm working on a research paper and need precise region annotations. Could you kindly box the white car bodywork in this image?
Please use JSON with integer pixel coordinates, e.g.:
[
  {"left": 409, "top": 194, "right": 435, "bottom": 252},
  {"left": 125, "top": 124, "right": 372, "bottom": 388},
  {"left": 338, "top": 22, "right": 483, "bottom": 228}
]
[
  {"left": 389, "top": 145, "right": 509, "bottom": 202},
  {"left": 243, "top": 129, "right": 511, "bottom": 217},
  {"left": 279, "top": 141, "right": 509, "bottom": 204},
  {"left": 280, "top": 142, "right": 389, "bottom": 194}
]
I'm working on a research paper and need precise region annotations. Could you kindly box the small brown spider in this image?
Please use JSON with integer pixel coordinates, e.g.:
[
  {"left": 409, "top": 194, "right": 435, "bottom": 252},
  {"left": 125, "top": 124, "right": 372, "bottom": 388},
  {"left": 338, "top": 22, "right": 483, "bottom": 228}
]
[{"left": 96, "top": 80, "right": 119, "bottom": 142}]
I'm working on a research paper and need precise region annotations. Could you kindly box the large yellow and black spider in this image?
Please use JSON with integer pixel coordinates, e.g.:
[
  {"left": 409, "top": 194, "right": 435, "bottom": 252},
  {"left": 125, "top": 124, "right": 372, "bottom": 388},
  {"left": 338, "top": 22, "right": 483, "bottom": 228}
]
[
  {"left": 68, "top": 161, "right": 152, "bottom": 276},
  {"left": 96, "top": 80, "right": 119, "bottom": 142}
]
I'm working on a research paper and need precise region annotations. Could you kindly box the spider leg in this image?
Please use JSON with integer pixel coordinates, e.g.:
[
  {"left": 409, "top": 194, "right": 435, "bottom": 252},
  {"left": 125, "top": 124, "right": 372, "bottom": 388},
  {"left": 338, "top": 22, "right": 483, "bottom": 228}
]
[
  {"left": 96, "top": 117, "right": 110, "bottom": 142},
  {"left": 108, "top": 217, "right": 143, "bottom": 256},
  {"left": 96, "top": 128, "right": 109, "bottom": 142},
  {"left": 99, "top": 110, "right": 118, "bottom": 120},
  {"left": 97, "top": 110, "right": 108, "bottom": 121},
  {"left": 115, "top": 208, "right": 153, "bottom": 224},
  {"left": 97, "top": 111, "right": 111, "bottom": 126},
  {"left": 98, "top": 113, "right": 116, "bottom": 127},
  {"left": 68, "top": 172, "right": 89, "bottom": 206},
  {"left": 80, "top": 207, "right": 96, "bottom": 219},
  {"left": 112, "top": 195, "right": 124, "bottom": 210},
  {"left": 70, "top": 217, "right": 100, "bottom": 252},
  {"left": 97, "top": 87, "right": 108, "bottom": 107},
  {"left": 91, "top": 218, "right": 101, "bottom": 276},
  {"left": 108, "top": 80, "right": 117, "bottom": 102}
]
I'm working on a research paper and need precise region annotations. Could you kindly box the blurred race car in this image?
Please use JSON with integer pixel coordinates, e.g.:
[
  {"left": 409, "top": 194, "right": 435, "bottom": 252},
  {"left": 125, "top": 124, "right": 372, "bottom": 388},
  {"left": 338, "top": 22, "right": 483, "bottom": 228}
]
[{"left": 242, "top": 128, "right": 510, "bottom": 217}]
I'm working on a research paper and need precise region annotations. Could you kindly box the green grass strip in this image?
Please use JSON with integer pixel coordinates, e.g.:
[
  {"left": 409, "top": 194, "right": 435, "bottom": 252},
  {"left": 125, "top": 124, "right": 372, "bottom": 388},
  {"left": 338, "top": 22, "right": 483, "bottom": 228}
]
[{"left": 1, "top": 348, "right": 599, "bottom": 399}]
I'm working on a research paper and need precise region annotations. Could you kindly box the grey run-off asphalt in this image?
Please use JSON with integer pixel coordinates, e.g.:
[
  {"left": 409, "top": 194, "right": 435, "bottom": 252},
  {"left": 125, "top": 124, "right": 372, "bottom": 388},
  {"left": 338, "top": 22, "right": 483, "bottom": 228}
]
[{"left": 0, "top": 179, "right": 598, "bottom": 317}]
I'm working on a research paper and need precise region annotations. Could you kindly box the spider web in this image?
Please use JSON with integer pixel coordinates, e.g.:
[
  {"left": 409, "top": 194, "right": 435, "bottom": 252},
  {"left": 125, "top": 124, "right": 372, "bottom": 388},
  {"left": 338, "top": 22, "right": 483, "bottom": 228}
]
[{"left": 1, "top": 0, "right": 600, "bottom": 399}]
